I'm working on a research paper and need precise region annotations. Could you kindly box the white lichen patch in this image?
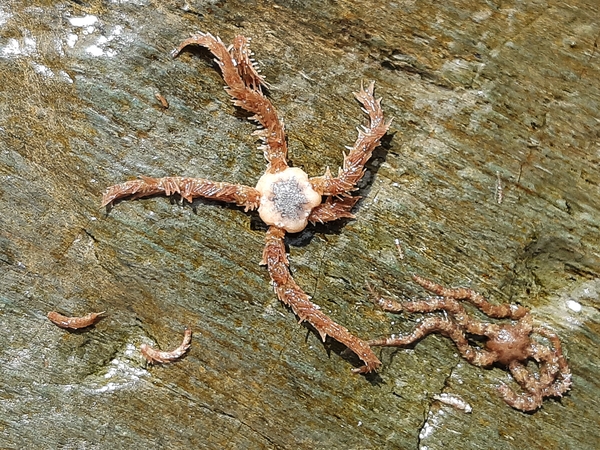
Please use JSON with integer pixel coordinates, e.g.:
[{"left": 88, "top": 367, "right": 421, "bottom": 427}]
[
  {"left": 255, "top": 167, "right": 321, "bottom": 233},
  {"left": 1, "top": 35, "right": 37, "bottom": 57},
  {"left": 66, "top": 14, "right": 124, "bottom": 58},
  {"left": 0, "top": 6, "right": 11, "bottom": 27},
  {"left": 85, "top": 343, "right": 148, "bottom": 394}
]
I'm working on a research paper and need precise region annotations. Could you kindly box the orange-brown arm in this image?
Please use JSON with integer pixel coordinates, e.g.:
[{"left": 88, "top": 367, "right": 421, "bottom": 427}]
[
  {"left": 310, "top": 82, "right": 391, "bottom": 196},
  {"left": 174, "top": 33, "right": 288, "bottom": 173},
  {"left": 230, "top": 35, "right": 269, "bottom": 91},
  {"left": 141, "top": 328, "right": 192, "bottom": 364},
  {"left": 307, "top": 196, "right": 360, "bottom": 224},
  {"left": 412, "top": 275, "right": 529, "bottom": 319},
  {"left": 262, "top": 226, "right": 381, "bottom": 373},
  {"left": 101, "top": 176, "right": 261, "bottom": 211}
]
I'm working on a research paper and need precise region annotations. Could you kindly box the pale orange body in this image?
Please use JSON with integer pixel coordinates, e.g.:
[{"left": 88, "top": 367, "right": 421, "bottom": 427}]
[
  {"left": 141, "top": 328, "right": 192, "bottom": 364},
  {"left": 47, "top": 311, "right": 104, "bottom": 329}
]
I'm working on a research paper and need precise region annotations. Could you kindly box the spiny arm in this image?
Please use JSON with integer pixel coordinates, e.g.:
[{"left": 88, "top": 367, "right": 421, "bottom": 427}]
[
  {"left": 310, "top": 82, "right": 391, "bottom": 196},
  {"left": 307, "top": 196, "right": 360, "bottom": 224},
  {"left": 174, "top": 33, "right": 288, "bottom": 173},
  {"left": 230, "top": 35, "right": 268, "bottom": 92},
  {"left": 368, "top": 316, "right": 498, "bottom": 366},
  {"left": 262, "top": 226, "right": 381, "bottom": 373},
  {"left": 412, "top": 275, "right": 529, "bottom": 319},
  {"left": 101, "top": 176, "right": 261, "bottom": 211}
]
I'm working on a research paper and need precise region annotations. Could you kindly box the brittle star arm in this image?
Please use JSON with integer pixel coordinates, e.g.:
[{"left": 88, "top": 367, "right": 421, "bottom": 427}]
[
  {"left": 498, "top": 361, "right": 545, "bottom": 411},
  {"left": 368, "top": 283, "right": 465, "bottom": 315},
  {"left": 308, "top": 196, "right": 360, "bottom": 224},
  {"left": 309, "top": 81, "right": 391, "bottom": 197},
  {"left": 530, "top": 344, "right": 562, "bottom": 388},
  {"left": 367, "top": 283, "right": 482, "bottom": 332},
  {"left": 532, "top": 327, "right": 572, "bottom": 397},
  {"left": 174, "top": 33, "right": 288, "bottom": 173},
  {"left": 101, "top": 176, "right": 260, "bottom": 210},
  {"left": 230, "top": 35, "right": 269, "bottom": 91},
  {"left": 367, "top": 317, "right": 498, "bottom": 367},
  {"left": 500, "top": 338, "right": 570, "bottom": 411},
  {"left": 262, "top": 226, "right": 381, "bottom": 373},
  {"left": 412, "top": 275, "right": 529, "bottom": 319}
]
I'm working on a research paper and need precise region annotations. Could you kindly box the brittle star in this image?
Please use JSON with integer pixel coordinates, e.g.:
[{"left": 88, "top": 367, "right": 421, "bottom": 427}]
[
  {"left": 368, "top": 275, "right": 572, "bottom": 410},
  {"left": 102, "top": 32, "right": 391, "bottom": 373}
]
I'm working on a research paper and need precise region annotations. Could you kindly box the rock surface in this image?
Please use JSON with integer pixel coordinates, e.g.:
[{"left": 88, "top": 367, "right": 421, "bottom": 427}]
[{"left": 0, "top": 1, "right": 599, "bottom": 448}]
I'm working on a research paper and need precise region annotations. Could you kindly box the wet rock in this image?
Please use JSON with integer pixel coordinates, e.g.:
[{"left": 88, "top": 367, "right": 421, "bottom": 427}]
[{"left": 1, "top": 1, "right": 599, "bottom": 448}]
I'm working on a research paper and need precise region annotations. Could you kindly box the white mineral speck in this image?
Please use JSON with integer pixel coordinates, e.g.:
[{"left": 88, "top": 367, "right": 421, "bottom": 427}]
[
  {"left": 59, "top": 71, "right": 74, "bottom": 83},
  {"left": 566, "top": 300, "right": 582, "bottom": 313},
  {"left": 69, "top": 15, "right": 98, "bottom": 27},
  {"left": 66, "top": 34, "right": 78, "bottom": 48},
  {"left": 31, "top": 63, "right": 54, "bottom": 78},
  {"left": 85, "top": 45, "right": 103, "bottom": 57},
  {"left": 2, "top": 39, "right": 20, "bottom": 55},
  {"left": 1, "top": 36, "right": 37, "bottom": 56},
  {"left": 419, "top": 419, "right": 435, "bottom": 440},
  {"left": 0, "top": 8, "right": 11, "bottom": 26}
]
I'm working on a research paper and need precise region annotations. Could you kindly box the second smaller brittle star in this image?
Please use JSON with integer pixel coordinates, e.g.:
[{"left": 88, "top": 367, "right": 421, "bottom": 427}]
[
  {"left": 368, "top": 275, "right": 572, "bottom": 410},
  {"left": 102, "top": 32, "right": 391, "bottom": 373}
]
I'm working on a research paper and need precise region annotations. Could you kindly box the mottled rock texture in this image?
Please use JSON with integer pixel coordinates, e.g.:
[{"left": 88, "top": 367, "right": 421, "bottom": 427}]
[{"left": 0, "top": 1, "right": 599, "bottom": 449}]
